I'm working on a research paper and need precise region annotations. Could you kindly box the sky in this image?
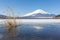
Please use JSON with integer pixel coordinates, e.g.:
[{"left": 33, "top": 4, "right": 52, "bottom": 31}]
[{"left": 0, "top": 0, "right": 60, "bottom": 16}]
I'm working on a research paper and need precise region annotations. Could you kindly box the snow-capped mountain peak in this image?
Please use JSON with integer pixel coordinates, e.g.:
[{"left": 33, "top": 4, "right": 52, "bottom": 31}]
[
  {"left": 32, "top": 9, "right": 48, "bottom": 14},
  {"left": 23, "top": 9, "right": 48, "bottom": 16}
]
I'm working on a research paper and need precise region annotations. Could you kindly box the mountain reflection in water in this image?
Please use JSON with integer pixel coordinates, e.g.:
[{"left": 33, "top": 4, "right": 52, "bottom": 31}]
[{"left": 0, "top": 19, "right": 60, "bottom": 40}]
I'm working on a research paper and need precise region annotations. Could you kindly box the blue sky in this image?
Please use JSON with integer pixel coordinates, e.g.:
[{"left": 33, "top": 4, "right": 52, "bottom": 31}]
[{"left": 0, "top": 0, "right": 60, "bottom": 16}]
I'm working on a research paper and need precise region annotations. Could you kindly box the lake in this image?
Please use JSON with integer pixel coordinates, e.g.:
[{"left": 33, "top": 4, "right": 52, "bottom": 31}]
[{"left": 0, "top": 19, "right": 60, "bottom": 40}]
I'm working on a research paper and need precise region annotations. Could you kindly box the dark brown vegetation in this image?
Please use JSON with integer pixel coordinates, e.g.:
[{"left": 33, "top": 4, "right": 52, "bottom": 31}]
[{"left": 54, "top": 15, "right": 60, "bottom": 19}]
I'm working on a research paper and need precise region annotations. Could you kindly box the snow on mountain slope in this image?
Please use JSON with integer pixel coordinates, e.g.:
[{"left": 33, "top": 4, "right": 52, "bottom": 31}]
[
  {"left": 23, "top": 9, "right": 48, "bottom": 16},
  {"left": 22, "top": 9, "right": 55, "bottom": 19}
]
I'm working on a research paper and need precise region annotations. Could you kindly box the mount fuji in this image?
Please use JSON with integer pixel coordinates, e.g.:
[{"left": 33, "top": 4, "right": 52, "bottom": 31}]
[{"left": 22, "top": 9, "right": 56, "bottom": 19}]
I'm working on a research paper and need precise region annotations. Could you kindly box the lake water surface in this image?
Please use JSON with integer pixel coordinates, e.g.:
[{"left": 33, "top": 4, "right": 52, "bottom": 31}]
[{"left": 0, "top": 19, "right": 60, "bottom": 40}]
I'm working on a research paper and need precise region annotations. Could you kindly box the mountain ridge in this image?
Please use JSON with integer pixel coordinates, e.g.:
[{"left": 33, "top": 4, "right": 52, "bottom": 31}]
[
  {"left": 23, "top": 9, "right": 48, "bottom": 17},
  {"left": 0, "top": 9, "right": 58, "bottom": 19},
  {"left": 22, "top": 9, "right": 56, "bottom": 19}
]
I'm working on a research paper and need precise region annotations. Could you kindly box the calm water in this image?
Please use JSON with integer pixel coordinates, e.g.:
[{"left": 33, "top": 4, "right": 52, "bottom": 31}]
[{"left": 0, "top": 19, "right": 60, "bottom": 40}]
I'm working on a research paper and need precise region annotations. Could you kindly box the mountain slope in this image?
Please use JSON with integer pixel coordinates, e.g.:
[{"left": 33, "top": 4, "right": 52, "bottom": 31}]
[
  {"left": 22, "top": 9, "right": 55, "bottom": 19},
  {"left": 23, "top": 9, "right": 48, "bottom": 16},
  {"left": 0, "top": 14, "right": 21, "bottom": 19},
  {"left": 0, "top": 15, "right": 7, "bottom": 19}
]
